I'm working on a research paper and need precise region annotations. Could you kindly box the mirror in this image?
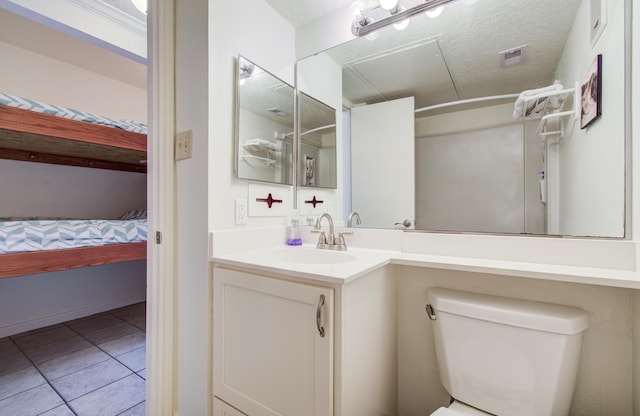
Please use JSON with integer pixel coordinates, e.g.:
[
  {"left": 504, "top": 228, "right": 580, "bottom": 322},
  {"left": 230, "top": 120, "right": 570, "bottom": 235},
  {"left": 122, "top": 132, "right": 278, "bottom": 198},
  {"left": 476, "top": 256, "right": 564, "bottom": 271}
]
[
  {"left": 297, "top": 0, "right": 628, "bottom": 238},
  {"left": 298, "top": 92, "right": 337, "bottom": 188},
  {"left": 235, "top": 55, "right": 295, "bottom": 185}
]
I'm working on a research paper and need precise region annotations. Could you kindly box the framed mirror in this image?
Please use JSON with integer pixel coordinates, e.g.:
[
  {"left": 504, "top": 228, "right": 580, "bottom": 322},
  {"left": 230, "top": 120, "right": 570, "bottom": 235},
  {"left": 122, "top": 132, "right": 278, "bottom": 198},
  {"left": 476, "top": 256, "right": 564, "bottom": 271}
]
[
  {"left": 298, "top": 92, "right": 337, "bottom": 188},
  {"left": 297, "top": 0, "right": 628, "bottom": 238},
  {"left": 235, "top": 55, "right": 295, "bottom": 185}
]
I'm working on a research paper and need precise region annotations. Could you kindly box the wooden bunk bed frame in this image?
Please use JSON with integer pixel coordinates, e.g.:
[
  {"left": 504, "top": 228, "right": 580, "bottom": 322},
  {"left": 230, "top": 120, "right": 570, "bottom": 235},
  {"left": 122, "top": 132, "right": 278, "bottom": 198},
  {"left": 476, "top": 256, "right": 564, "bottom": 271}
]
[{"left": 0, "top": 104, "right": 148, "bottom": 279}]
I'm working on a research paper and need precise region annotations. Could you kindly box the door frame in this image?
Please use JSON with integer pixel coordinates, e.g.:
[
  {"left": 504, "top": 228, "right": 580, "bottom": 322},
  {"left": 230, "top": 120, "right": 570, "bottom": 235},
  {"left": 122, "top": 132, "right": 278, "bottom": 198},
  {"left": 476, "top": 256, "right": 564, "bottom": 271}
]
[{"left": 147, "top": 0, "right": 176, "bottom": 414}]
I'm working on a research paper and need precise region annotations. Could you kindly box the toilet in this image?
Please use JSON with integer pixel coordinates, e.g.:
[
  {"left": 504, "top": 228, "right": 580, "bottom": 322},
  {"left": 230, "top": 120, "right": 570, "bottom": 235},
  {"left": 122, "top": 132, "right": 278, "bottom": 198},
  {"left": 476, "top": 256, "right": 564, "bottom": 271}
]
[{"left": 426, "top": 288, "right": 589, "bottom": 416}]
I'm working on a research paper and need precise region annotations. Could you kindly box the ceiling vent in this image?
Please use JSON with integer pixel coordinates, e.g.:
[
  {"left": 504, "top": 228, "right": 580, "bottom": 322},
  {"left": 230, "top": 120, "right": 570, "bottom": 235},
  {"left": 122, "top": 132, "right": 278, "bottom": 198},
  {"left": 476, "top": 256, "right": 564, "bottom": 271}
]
[
  {"left": 266, "top": 108, "right": 288, "bottom": 117},
  {"left": 499, "top": 44, "right": 527, "bottom": 68}
]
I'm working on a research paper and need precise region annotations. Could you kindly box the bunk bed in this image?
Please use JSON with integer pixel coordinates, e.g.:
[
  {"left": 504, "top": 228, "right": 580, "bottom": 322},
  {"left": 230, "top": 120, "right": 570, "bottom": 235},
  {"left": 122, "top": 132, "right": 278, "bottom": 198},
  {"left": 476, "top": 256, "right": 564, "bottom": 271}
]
[{"left": 0, "top": 94, "right": 148, "bottom": 279}]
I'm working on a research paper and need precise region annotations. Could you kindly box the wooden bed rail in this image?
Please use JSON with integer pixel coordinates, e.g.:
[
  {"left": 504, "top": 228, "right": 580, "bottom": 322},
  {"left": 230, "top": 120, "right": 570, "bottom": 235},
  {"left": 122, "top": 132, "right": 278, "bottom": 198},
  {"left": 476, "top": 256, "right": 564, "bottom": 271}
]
[
  {"left": 0, "top": 105, "right": 147, "bottom": 172},
  {"left": 0, "top": 242, "right": 147, "bottom": 279}
]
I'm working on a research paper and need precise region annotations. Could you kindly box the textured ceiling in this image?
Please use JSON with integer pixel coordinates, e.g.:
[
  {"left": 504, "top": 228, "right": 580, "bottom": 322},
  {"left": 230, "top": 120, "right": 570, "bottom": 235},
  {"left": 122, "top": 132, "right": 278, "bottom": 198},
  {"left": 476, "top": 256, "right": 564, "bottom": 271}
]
[
  {"left": 264, "top": 0, "right": 354, "bottom": 27},
  {"left": 270, "top": 0, "right": 582, "bottom": 112}
]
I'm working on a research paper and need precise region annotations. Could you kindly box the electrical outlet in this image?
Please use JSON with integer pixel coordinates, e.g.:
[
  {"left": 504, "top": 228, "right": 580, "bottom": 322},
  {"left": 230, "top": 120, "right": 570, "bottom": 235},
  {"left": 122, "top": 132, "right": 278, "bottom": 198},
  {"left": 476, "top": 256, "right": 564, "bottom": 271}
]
[
  {"left": 235, "top": 198, "right": 248, "bottom": 225},
  {"left": 175, "top": 130, "right": 193, "bottom": 161}
]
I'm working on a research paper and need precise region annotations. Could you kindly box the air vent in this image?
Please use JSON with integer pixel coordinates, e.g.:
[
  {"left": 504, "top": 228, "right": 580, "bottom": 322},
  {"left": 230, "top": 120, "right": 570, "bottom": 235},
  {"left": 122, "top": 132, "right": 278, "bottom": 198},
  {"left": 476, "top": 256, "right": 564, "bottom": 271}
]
[
  {"left": 499, "top": 44, "right": 527, "bottom": 67},
  {"left": 266, "top": 108, "right": 288, "bottom": 117}
]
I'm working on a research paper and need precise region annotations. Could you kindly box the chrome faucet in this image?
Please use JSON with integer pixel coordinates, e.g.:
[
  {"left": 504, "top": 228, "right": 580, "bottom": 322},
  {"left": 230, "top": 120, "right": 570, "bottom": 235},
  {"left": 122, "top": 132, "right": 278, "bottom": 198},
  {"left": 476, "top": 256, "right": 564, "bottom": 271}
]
[
  {"left": 315, "top": 213, "right": 335, "bottom": 245},
  {"left": 313, "top": 213, "right": 349, "bottom": 251},
  {"left": 347, "top": 212, "right": 361, "bottom": 227}
]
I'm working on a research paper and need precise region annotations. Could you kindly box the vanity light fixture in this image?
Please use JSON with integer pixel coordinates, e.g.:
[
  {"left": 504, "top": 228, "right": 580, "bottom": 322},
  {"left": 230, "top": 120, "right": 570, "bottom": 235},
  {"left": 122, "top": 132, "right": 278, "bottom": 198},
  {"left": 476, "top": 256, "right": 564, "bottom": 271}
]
[
  {"left": 131, "top": 0, "right": 147, "bottom": 14},
  {"left": 238, "top": 61, "right": 256, "bottom": 85},
  {"left": 352, "top": 0, "right": 457, "bottom": 37}
]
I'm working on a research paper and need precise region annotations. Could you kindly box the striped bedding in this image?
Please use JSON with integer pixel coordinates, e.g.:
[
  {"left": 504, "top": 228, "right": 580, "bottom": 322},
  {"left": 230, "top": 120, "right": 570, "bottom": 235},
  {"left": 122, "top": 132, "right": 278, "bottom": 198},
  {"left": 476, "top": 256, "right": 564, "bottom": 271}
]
[
  {"left": 0, "top": 219, "right": 147, "bottom": 254},
  {"left": 0, "top": 92, "right": 147, "bottom": 135}
]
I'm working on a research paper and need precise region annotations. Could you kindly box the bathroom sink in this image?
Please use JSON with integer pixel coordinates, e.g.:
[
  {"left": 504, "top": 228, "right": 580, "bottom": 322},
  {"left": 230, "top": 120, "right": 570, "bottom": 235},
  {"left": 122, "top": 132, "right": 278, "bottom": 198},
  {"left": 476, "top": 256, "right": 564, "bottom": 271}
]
[{"left": 268, "top": 247, "right": 356, "bottom": 264}]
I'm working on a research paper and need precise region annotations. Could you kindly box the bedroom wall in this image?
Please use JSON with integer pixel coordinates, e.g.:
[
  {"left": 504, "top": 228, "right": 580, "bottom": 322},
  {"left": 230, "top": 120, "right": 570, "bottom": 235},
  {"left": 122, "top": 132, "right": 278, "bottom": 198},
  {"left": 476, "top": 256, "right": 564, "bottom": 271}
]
[{"left": 0, "top": 9, "right": 147, "bottom": 336}]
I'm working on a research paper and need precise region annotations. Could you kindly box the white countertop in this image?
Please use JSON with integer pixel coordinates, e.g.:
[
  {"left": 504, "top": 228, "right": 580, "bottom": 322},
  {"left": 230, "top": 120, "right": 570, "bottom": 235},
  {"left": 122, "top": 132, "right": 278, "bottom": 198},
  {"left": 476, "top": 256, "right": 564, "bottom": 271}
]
[
  {"left": 212, "top": 245, "right": 393, "bottom": 284},
  {"left": 211, "top": 243, "right": 640, "bottom": 289}
]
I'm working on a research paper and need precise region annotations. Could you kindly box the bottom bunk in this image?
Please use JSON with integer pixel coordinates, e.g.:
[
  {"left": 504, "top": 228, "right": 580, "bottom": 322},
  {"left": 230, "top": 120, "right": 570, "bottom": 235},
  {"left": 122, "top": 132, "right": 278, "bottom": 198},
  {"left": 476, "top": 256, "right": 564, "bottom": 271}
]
[
  {"left": 0, "top": 241, "right": 146, "bottom": 279},
  {"left": 0, "top": 213, "right": 147, "bottom": 279}
]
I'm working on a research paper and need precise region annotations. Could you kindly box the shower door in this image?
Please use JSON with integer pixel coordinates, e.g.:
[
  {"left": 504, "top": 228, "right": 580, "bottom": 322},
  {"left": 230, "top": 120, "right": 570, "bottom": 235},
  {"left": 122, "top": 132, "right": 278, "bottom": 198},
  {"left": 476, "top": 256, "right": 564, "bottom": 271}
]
[{"left": 415, "top": 124, "right": 532, "bottom": 233}]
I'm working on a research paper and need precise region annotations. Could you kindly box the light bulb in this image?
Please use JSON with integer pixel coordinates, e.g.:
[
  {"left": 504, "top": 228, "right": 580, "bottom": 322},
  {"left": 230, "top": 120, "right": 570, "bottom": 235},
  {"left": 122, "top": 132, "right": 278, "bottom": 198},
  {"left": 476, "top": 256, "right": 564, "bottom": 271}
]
[
  {"left": 351, "top": 1, "right": 366, "bottom": 16},
  {"left": 379, "top": 0, "right": 399, "bottom": 11},
  {"left": 131, "top": 0, "right": 147, "bottom": 14},
  {"left": 425, "top": 5, "right": 443, "bottom": 18},
  {"left": 392, "top": 5, "right": 409, "bottom": 30},
  {"left": 393, "top": 18, "right": 409, "bottom": 30}
]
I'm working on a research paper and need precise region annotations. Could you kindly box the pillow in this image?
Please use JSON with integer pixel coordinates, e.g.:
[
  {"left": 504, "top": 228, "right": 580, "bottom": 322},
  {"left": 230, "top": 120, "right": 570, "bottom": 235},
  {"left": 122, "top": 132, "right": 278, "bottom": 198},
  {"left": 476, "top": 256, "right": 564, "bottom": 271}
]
[{"left": 119, "top": 209, "right": 147, "bottom": 220}]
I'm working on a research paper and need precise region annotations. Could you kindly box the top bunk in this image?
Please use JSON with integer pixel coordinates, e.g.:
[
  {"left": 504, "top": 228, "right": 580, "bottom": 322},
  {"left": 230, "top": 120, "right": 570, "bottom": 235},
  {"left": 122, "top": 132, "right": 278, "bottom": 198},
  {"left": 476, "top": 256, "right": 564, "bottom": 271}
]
[{"left": 0, "top": 93, "right": 147, "bottom": 173}]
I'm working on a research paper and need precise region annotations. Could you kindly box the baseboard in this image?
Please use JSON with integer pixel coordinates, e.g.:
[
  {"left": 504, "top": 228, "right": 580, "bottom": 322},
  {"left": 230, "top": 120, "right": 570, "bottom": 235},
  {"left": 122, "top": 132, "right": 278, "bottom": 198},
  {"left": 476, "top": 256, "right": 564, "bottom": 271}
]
[{"left": 0, "top": 294, "right": 146, "bottom": 337}]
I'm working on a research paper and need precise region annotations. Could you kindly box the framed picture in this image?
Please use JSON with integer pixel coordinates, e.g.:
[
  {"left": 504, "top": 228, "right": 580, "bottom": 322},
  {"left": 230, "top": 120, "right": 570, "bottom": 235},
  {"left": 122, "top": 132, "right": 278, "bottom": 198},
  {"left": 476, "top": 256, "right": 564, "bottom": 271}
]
[{"left": 580, "top": 54, "right": 602, "bottom": 129}]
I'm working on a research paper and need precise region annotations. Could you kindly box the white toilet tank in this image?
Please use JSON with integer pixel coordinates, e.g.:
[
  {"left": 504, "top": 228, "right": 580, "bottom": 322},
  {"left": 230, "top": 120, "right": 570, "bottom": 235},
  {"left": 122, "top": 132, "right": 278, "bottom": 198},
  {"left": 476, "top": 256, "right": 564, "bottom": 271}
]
[{"left": 427, "top": 288, "right": 589, "bottom": 416}]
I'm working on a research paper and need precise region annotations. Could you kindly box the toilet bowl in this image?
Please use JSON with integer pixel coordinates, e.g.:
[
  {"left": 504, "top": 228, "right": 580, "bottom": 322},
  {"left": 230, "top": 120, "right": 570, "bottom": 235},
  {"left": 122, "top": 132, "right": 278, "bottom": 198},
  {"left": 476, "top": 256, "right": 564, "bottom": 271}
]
[
  {"left": 426, "top": 288, "right": 589, "bottom": 416},
  {"left": 431, "top": 400, "right": 490, "bottom": 415}
]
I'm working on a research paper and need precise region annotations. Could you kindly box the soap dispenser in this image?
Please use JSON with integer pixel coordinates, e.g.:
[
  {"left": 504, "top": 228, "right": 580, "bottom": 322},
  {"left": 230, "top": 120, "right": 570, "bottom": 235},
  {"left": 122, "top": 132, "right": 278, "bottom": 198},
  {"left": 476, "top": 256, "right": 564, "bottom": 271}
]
[{"left": 286, "top": 217, "right": 303, "bottom": 246}]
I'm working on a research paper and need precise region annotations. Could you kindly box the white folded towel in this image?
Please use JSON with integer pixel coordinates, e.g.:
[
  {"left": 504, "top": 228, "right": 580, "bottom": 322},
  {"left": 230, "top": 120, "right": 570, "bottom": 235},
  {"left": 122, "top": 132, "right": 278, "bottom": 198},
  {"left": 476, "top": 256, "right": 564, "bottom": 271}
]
[
  {"left": 513, "top": 83, "right": 564, "bottom": 120},
  {"left": 244, "top": 138, "right": 282, "bottom": 151}
]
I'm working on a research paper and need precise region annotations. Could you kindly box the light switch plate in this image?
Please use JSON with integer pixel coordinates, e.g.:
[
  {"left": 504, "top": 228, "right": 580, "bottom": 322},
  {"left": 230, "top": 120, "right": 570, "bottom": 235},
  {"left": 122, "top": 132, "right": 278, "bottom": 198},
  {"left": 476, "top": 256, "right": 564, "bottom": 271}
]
[
  {"left": 175, "top": 130, "right": 193, "bottom": 160},
  {"left": 235, "top": 198, "right": 248, "bottom": 225}
]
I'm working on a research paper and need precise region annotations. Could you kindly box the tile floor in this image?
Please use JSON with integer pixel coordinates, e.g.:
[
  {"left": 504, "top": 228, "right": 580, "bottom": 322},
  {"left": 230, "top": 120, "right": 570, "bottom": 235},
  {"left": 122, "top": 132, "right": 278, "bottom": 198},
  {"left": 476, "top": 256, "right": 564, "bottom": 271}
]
[{"left": 0, "top": 303, "right": 146, "bottom": 416}]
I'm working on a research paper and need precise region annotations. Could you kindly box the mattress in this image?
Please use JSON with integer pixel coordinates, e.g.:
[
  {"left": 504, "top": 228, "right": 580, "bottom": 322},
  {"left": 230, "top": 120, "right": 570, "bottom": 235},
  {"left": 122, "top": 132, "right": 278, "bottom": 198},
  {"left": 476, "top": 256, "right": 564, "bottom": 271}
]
[
  {"left": 0, "top": 219, "right": 147, "bottom": 254},
  {"left": 0, "top": 92, "right": 147, "bottom": 135}
]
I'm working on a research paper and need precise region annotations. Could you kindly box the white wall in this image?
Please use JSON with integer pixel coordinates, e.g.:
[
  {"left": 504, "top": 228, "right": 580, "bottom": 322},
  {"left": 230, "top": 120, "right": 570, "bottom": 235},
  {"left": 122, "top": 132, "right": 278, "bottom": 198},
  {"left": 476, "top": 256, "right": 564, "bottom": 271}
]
[
  {"left": 0, "top": 160, "right": 146, "bottom": 220},
  {"left": 0, "top": 41, "right": 146, "bottom": 122},
  {"left": 397, "top": 267, "right": 635, "bottom": 416},
  {"left": 173, "top": 0, "right": 211, "bottom": 414},
  {"left": 0, "top": 261, "right": 146, "bottom": 338},
  {"left": 0, "top": 10, "right": 147, "bottom": 337},
  {"left": 553, "top": 0, "right": 626, "bottom": 237},
  {"left": 296, "top": 53, "right": 344, "bottom": 222},
  {"left": 200, "top": 0, "right": 298, "bottom": 413},
  {"left": 209, "top": 0, "right": 296, "bottom": 232}
]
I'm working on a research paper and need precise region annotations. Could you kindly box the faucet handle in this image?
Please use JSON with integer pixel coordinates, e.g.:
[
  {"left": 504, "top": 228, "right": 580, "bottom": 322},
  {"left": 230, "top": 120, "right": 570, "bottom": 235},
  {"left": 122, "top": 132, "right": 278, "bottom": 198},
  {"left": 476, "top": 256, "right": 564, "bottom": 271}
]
[
  {"left": 316, "top": 231, "right": 327, "bottom": 245},
  {"left": 334, "top": 233, "right": 348, "bottom": 251}
]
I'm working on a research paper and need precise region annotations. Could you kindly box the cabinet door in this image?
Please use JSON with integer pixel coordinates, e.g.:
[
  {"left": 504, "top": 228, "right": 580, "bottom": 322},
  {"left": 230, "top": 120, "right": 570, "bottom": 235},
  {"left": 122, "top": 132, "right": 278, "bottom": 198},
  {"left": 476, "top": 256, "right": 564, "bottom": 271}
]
[
  {"left": 214, "top": 268, "right": 334, "bottom": 416},
  {"left": 214, "top": 398, "right": 248, "bottom": 416}
]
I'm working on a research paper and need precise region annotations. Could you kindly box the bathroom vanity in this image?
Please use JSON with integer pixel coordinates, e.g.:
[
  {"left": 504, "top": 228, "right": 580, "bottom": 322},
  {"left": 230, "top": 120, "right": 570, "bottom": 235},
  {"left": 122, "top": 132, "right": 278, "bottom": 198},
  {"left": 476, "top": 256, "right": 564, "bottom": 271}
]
[
  {"left": 211, "top": 227, "right": 640, "bottom": 416},
  {"left": 212, "top": 246, "right": 398, "bottom": 416}
]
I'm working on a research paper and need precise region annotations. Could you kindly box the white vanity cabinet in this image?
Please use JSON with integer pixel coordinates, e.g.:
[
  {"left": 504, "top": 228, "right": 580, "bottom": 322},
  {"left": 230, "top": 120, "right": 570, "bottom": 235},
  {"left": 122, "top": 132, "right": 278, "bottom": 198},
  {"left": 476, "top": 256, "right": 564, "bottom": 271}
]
[
  {"left": 213, "top": 263, "right": 397, "bottom": 416},
  {"left": 213, "top": 267, "right": 334, "bottom": 416},
  {"left": 214, "top": 398, "right": 249, "bottom": 416}
]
